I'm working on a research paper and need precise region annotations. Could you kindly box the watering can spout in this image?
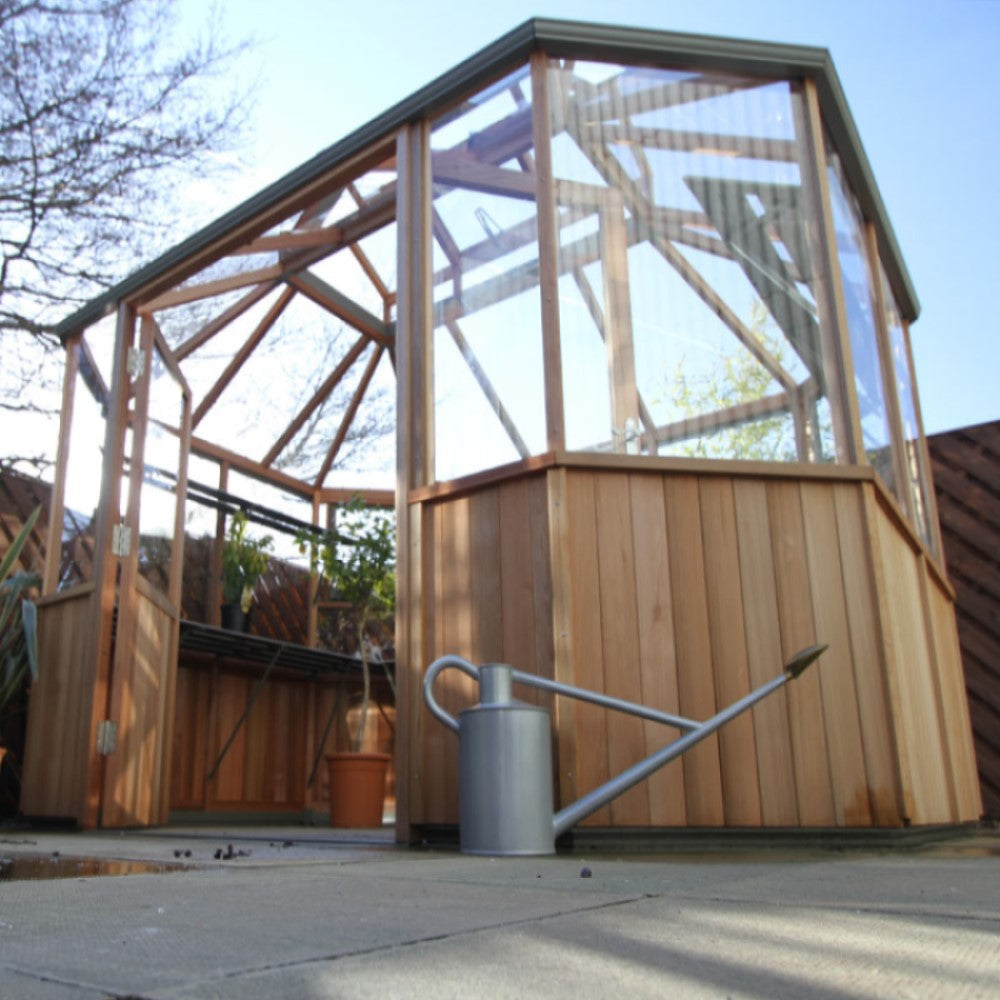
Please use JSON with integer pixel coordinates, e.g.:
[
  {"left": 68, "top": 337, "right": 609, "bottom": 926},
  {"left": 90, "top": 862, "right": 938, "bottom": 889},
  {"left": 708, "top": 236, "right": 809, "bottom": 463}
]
[
  {"left": 423, "top": 644, "right": 826, "bottom": 855},
  {"left": 784, "top": 643, "right": 827, "bottom": 679}
]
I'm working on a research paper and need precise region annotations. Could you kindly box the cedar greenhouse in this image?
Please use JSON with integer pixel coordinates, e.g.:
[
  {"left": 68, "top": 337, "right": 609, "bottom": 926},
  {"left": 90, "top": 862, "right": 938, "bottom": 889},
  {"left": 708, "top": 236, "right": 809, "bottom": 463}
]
[{"left": 21, "top": 19, "right": 981, "bottom": 838}]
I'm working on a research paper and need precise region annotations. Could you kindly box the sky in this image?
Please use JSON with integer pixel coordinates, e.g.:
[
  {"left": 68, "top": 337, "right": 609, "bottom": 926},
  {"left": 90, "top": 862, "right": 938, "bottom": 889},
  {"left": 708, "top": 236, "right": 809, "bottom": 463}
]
[{"left": 173, "top": 0, "right": 999, "bottom": 437}]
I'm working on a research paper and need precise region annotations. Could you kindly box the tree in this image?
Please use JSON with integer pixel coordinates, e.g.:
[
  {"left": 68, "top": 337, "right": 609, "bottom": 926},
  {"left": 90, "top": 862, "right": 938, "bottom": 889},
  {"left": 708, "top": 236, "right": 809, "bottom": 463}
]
[
  {"left": 0, "top": 0, "right": 251, "bottom": 474},
  {"left": 299, "top": 498, "right": 396, "bottom": 753}
]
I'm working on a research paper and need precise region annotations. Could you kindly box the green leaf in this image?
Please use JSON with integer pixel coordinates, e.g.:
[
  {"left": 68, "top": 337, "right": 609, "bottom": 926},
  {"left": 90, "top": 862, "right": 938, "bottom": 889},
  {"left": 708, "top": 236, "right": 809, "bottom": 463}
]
[
  {"left": 0, "top": 506, "right": 41, "bottom": 583},
  {"left": 21, "top": 599, "right": 38, "bottom": 682}
]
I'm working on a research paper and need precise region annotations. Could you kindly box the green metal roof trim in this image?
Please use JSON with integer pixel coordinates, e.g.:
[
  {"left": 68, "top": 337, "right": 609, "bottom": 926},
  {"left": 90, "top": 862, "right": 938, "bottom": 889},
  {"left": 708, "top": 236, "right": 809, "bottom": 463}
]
[{"left": 54, "top": 17, "right": 918, "bottom": 341}]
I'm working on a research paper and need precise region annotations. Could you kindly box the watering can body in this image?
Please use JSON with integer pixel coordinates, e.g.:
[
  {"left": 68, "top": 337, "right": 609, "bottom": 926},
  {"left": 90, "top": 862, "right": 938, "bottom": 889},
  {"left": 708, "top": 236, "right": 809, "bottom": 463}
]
[{"left": 456, "top": 664, "right": 555, "bottom": 855}]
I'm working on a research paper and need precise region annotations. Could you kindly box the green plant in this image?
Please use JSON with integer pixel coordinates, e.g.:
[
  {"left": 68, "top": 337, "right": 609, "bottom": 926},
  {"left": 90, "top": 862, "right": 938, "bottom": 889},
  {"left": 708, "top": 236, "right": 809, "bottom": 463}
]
[
  {"left": 221, "top": 511, "right": 273, "bottom": 613},
  {"left": 298, "top": 497, "right": 395, "bottom": 752},
  {"left": 0, "top": 506, "right": 42, "bottom": 812}
]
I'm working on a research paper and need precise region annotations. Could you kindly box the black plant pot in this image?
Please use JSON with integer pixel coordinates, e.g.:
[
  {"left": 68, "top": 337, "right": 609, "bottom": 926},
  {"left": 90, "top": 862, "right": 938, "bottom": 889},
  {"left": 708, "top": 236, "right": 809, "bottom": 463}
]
[{"left": 220, "top": 603, "right": 250, "bottom": 632}]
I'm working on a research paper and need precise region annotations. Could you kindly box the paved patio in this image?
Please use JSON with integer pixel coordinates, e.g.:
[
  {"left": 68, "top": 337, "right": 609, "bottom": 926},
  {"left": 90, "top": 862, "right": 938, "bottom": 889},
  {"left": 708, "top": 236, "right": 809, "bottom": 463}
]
[{"left": 1, "top": 825, "right": 997, "bottom": 998}]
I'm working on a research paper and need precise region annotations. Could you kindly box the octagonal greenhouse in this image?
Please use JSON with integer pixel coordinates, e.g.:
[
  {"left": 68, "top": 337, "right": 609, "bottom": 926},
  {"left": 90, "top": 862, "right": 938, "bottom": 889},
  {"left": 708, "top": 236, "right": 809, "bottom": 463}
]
[{"left": 22, "top": 19, "right": 981, "bottom": 838}]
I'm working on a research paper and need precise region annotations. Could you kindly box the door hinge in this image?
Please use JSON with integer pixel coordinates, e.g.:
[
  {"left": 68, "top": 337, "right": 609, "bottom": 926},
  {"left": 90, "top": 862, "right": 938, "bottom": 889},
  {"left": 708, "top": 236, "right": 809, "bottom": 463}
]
[
  {"left": 126, "top": 346, "right": 146, "bottom": 380},
  {"left": 111, "top": 521, "right": 131, "bottom": 557},
  {"left": 96, "top": 720, "right": 118, "bottom": 756}
]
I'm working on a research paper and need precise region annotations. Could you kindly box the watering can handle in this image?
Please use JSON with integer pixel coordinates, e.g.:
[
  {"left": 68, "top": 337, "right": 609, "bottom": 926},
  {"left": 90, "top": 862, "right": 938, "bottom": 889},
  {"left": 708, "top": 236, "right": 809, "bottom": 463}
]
[{"left": 423, "top": 655, "right": 481, "bottom": 733}]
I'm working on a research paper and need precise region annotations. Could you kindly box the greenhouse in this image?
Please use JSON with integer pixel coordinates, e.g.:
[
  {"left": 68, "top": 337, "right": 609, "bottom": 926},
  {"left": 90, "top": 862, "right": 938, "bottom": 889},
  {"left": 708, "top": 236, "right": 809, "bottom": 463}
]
[{"left": 21, "top": 19, "right": 980, "bottom": 837}]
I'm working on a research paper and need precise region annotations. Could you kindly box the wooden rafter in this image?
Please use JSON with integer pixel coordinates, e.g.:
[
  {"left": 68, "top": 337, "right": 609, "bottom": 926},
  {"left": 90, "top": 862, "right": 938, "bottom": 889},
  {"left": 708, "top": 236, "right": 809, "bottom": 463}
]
[
  {"left": 314, "top": 343, "right": 386, "bottom": 487},
  {"left": 287, "top": 270, "right": 393, "bottom": 346},
  {"left": 141, "top": 264, "right": 285, "bottom": 314},
  {"left": 571, "top": 266, "right": 658, "bottom": 445},
  {"left": 432, "top": 151, "right": 537, "bottom": 201},
  {"left": 175, "top": 282, "right": 279, "bottom": 361},
  {"left": 191, "top": 286, "right": 296, "bottom": 428},
  {"left": 562, "top": 116, "right": 798, "bottom": 393},
  {"left": 652, "top": 388, "right": 792, "bottom": 447},
  {"left": 558, "top": 66, "right": 766, "bottom": 128},
  {"left": 581, "top": 122, "right": 799, "bottom": 163},
  {"left": 262, "top": 335, "right": 370, "bottom": 467},
  {"left": 295, "top": 187, "right": 346, "bottom": 231},
  {"left": 445, "top": 317, "right": 530, "bottom": 459},
  {"left": 233, "top": 225, "right": 345, "bottom": 256}
]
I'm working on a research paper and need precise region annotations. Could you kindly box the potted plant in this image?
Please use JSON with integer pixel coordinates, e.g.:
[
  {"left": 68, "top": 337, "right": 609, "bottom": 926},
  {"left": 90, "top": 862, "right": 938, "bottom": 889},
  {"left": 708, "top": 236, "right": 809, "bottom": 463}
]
[
  {"left": 299, "top": 497, "right": 395, "bottom": 827},
  {"left": 220, "top": 510, "right": 273, "bottom": 632},
  {"left": 0, "top": 506, "right": 41, "bottom": 818}
]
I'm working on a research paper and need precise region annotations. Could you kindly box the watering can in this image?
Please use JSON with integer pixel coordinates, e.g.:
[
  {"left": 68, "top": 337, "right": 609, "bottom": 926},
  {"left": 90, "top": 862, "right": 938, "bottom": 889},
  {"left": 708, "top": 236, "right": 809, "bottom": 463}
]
[{"left": 423, "top": 644, "right": 826, "bottom": 855}]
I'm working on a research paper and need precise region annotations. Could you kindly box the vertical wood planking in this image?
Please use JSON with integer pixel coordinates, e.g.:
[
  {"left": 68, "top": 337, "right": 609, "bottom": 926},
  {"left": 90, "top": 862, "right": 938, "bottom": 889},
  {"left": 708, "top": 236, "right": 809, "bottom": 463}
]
[
  {"left": 663, "top": 475, "right": 725, "bottom": 825},
  {"left": 548, "top": 468, "right": 578, "bottom": 808},
  {"left": 22, "top": 594, "right": 94, "bottom": 818},
  {"left": 594, "top": 473, "right": 649, "bottom": 825},
  {"left": 629, "top": 474, "right": 686, "bottom": 825},
  {"left": 699, "top": 477, "right": 762, "bottom": 826},
  {"left": 874, "top": 509, "right": 952, "bottom": 822},
  {"left": 565, "top": 472, "right": 612, "bottom": 824},
  {"left": 733, "top": 479, "right": 799, "bottom": 825},
  {"left": 923, "top": 572, "right": 983, "bottom": 820},
  {"left": 424, "top": 502, "right": 452, "bottom": 821},
  {"left": 499, "top": 480, "right": 539, "bottom": 677},
  {"left": 767, "top": 481, "right": 836, "bottom": 825},
  {"left": 799, "top": 482, "right": 872, "bottom": 826},
  {"left": 469, "top": 488, "right": 503, "bottom": 664},
  {"left": 528, "top": 477, "right": 555, "bottom": 685},
  {"left": 832, "top": 483, "right": 903, "bottom": 825}
]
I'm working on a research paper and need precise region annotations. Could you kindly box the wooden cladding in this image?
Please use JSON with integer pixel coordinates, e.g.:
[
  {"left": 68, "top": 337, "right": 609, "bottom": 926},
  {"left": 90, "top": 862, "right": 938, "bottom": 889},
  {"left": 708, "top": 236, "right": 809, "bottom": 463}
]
[
  {"left": 403, "top": 465, "right": 981, "bottom": 832},
  {"left": 20, "top": 590, "right": 97, "bottom": 821},
  {"left": 170, "top": 664, "right": 394, "bottom": 816}
]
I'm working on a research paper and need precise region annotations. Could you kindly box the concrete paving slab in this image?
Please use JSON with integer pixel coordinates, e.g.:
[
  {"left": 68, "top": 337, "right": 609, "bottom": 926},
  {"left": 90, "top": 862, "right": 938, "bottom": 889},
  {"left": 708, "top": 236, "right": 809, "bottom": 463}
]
[{"left": 0, "top": 826, "right": 997, "bottom": 998}]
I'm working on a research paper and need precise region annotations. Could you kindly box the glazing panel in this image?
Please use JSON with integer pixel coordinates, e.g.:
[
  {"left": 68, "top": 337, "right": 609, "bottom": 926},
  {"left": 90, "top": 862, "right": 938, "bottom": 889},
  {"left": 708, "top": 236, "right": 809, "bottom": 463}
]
[
  {"left": 548, "top": 60, "right": 842, "bottom": 463},
  {"left": 825, "top": 140, "right": 895, "bottom": 491},
  {"left": 59, "top": 319, "right": 116, "bottom": 589},
  {"left": 880, "top": 262, "right": 932, "bottom": 547},
  {"left": 137, "top": 344, "right": 184, "bottom": 596},
  {"left": 430, "top": 64, "right": 546, "bottom": 482}
]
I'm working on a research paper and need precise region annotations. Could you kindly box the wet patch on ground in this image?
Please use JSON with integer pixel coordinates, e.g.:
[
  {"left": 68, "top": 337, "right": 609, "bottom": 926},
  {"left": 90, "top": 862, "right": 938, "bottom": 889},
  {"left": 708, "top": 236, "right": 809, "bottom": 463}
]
[{"left": 0, "top": 853, "right": 189, "bottom": 881}]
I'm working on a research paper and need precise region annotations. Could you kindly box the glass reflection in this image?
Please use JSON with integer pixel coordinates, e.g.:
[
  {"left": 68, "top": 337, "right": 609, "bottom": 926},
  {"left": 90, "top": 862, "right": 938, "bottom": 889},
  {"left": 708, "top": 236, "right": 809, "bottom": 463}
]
[
  {"left": 825, "top": 139, "right": 895, "bottom": 492},
  {"left": 137, "top": 345, "right": 184, "bottom": 595},
  {"left": 430, "top": 65, "right": 546, "bottom": 482},
  {"left": 548, "top": 61, "right": 838, "bottom": 463},
  {"left": 880, "top": 262, "right": 932, "bottom": 547}
]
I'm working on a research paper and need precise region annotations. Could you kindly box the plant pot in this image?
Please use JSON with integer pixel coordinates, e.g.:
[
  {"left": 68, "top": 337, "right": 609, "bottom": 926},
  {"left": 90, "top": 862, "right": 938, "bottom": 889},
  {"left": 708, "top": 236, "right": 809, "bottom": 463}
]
[
  {"left": 220, "top": 603, "right": 250, "bottom": 632},
  {"left": 326, "top": 751, "right": 390, "bottom": 828}
]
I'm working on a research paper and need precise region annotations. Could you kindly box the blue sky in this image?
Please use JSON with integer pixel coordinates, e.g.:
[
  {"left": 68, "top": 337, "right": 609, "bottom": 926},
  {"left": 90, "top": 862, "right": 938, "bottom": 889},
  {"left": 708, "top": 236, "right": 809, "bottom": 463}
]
[{"left": 182, "top": 0, "right": 1000, "bottom": 435}]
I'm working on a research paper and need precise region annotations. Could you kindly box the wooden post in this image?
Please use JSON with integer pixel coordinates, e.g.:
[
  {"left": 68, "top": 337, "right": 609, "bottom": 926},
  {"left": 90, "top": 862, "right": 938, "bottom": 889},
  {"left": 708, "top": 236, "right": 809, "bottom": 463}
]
[
  {"left": 793, "top": 78, "right": 864, "bottom": 466},
  {"left": 865, "top": 222, "right": 913, "bottom": 521},
  {"left": 531, "top": 52, "right": 566, "bottom": 456},
  {"left": 395, "top": 120, "right": 433, "bottom": 840},
  {"left": 82, "top": 301, "right": 136, "bottom": 827},
  {"left": 598, "top": 190, "right": 640, "bottom": 453},
  {"left": 43, "top": 334, "right": 80, "bottom": 596}
]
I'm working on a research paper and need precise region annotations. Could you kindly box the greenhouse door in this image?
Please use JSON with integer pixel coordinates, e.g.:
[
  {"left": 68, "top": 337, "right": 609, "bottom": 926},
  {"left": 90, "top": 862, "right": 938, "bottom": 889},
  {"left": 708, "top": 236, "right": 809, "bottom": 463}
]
[{"left": 101, "top": 318, "right": 190, "bottom": 827}]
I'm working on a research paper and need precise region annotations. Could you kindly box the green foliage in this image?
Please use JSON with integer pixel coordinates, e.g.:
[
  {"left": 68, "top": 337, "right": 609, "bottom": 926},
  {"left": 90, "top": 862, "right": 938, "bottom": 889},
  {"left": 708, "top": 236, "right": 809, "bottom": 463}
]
[
  {"left": 1, "top": 507, "right": 42, "bottom": 786},
  {"left": 297, "top": 497, "right": 396, "bottom": 752},
  {"left": 221, "top": 511, "right": 273, "bottom": 613},
  {"left": 665, "top": 303, "right": 799, "bottom": 462}
]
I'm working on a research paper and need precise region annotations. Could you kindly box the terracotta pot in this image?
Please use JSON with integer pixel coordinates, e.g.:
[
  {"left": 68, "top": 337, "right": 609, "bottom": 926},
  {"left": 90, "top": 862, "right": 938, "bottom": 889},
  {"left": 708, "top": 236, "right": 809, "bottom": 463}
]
[{"left": 326, "top": 751, "right": 390, "bottom": 828}]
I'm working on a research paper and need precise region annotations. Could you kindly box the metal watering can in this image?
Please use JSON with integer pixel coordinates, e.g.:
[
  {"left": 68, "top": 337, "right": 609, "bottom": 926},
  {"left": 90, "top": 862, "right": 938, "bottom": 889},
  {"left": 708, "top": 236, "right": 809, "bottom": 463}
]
[{"left": 423, "top": 645, "right": 826, "bottom": 856}]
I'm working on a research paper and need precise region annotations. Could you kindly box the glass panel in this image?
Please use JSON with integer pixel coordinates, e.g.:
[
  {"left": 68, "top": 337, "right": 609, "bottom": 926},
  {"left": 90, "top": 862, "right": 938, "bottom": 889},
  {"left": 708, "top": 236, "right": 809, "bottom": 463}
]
[
  {"left": 880, "top": 262, "right": 933, "bottom": 548},
  {"left": 825, "top": 138, "right": 895, "bottom": 491},
  {"left": 430, "top": 64, "right": 547, "bottom": 482},
  {"left": 137, "top": 344, "right": 184, "bottom": 596},
  {"left": 59, "top": 323, "right": 114, "bottom": 590},
  {"left": 548, "top": 61, "right": 843, "bottom": 463}
]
